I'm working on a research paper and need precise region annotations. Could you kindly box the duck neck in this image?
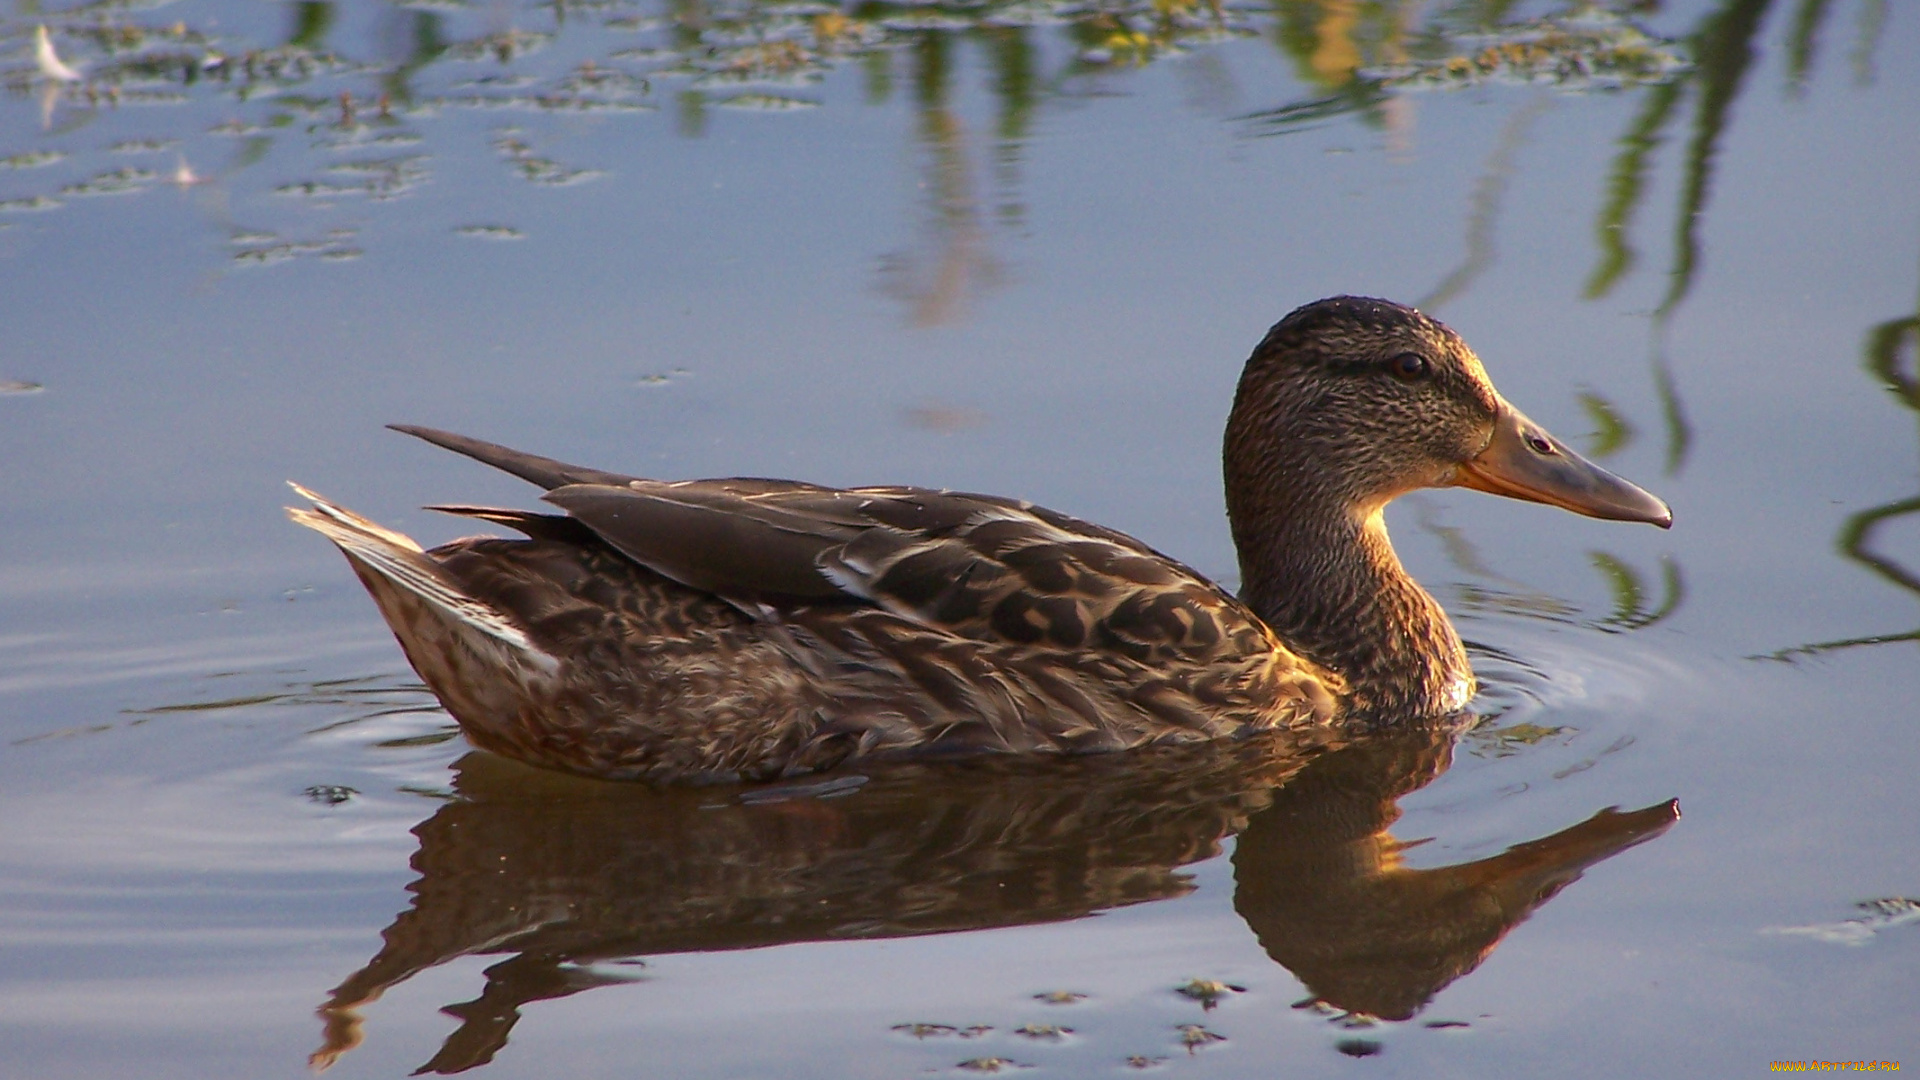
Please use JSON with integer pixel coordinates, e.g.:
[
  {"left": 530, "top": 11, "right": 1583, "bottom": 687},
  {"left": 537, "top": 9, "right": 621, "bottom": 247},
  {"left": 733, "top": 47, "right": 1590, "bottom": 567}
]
[{"left": 1231, "top": 500, "right": 1472, "bottom": 718}]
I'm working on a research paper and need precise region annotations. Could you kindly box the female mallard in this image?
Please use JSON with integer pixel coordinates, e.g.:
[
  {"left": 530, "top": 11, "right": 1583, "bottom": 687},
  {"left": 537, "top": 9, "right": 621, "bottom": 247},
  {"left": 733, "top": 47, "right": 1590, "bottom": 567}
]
[{"left": 291, "top": 297, "right": 1669, "bottom": 783}]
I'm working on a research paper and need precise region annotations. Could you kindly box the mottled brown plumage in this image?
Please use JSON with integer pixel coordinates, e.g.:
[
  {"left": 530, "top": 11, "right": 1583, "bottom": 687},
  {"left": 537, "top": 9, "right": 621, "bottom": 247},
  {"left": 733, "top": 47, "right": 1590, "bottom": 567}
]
[{"left": 290, "top": 297, "right": 1670, "bottom": 783}]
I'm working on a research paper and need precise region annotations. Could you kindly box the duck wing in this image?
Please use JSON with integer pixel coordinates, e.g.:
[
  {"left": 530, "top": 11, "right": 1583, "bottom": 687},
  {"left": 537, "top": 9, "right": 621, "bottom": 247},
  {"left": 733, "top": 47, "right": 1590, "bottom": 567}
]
[{"left": 399, "top": 425, "right": 1271, "bottom": 666}]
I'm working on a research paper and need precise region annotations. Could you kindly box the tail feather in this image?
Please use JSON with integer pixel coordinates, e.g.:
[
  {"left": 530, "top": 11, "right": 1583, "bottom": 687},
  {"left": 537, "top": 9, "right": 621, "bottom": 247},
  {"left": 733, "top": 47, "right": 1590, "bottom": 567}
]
[
  {"left": 388, "top": 424, "right": 637, "bottom": 490},
  {"left": 286, "top": 483, "right": 551, "bottom": 666}
]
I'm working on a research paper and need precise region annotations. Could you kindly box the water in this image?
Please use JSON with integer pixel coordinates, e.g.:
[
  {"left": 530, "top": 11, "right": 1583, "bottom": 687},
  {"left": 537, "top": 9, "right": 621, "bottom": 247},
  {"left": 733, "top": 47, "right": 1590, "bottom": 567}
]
[{"left": 2, "top": 0, "right": 1916, "bottom": 1075}]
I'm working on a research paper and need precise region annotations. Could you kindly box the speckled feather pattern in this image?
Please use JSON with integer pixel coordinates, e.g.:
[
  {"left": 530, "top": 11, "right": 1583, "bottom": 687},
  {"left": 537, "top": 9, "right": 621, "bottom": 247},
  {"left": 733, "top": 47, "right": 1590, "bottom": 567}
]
[
  {"left": 310, "top": 491, "right": 1339, "bottom": 782},
  {"left": 290, "top": 297, "right": 1652, "bottom": 782}
]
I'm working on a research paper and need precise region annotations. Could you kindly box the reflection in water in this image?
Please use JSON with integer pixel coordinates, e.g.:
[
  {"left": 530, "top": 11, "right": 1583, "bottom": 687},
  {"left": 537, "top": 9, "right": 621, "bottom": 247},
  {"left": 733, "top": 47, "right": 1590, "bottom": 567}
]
[
  {"left": 128, "top": 672, "right": 447, "bottom": 741},
  {"left": 1235, "top": 740, "right": 1675, "bottom": 1022},
  {"left": 1632, "top": 0, "right": 1767, "bottom": 322},
  {"left": 1250, "top": 4, "right": 1683, "bottom": 140},
  {"left": 1768, "top": 277, "right": 1920, "bottom": 660},
  {"left": 1404, "top": 495, "right": 1683, "bottom": 634},
  {"left": 14, "top": 0, "right": 1846, "bottom": 345},
  {"left": 311, "top": 726, "right": 1674, "bottom": 1073},
  {"left": 0, "top": 0, "right": 1246, "bottom": 261},
  {"left": 1417, "top": 93, "right": 1554, "bottom": 311},
  {"left": 1583, "top": 0, "right": 1892, "bottom": 475},
  {"left": 1651, "top": 344, "right": 1693, "bottom": 475},
  {"left": 1849, "top": 0, "right": 1890, "bottom": 83},
  {"left": 875, "top": 33, "right": 1003, "bottom": 326},
  {"left": 1577, "top": 389, "right": 1635, "bottom": 458},
  {"left": 1587, "top": 551, "right": 1685, "bottom": 632},
  {"left": 3, "top": 0, "right": 1697, "bottom": 325},
  {"left": 0, "top": 0, "right": 1269, "bottom": 319},
  {"left": 2, "top": 0, "right": 1881, "bottom": 332}
]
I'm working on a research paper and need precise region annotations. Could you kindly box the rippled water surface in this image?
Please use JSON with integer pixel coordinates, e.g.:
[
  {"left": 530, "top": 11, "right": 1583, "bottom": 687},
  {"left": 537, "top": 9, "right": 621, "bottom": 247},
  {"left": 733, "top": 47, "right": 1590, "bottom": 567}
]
[{"left": 2, "top": 0, "right": 1916, "bottom": 1075}]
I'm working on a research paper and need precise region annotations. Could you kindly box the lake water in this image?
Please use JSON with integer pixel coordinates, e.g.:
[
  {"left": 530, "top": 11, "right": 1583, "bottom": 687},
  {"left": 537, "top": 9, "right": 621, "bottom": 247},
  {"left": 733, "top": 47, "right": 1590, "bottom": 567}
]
[{"left": 1, "top": 0, "right": 1916, "bottom": 1075}]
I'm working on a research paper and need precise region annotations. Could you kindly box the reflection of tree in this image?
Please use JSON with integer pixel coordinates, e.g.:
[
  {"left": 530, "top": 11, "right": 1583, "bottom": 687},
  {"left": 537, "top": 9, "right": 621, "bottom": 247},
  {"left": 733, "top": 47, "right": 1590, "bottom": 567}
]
[
  {"left": 0, "top": 0, "right": 1705, "bottom": 322},
  {"left": 0, "top": 0, "right": 1263, "bottom": 311},
  {"left": 1848, "top": 0, "right": 1889, "bottom": 83},
  {"left": 375, "top": 9, "right": 450, "bottom": 105},
  {"left": 1583, "top": 0, "right": 1769, "bottom": 320},
  {"left": 1786, "top": 0, "right": 1836, "bottom": 93},
  {"left": 1580, "top": 0, "right": 1768, "bottom": 476},
  {"left": 860, "top": 0, "right": 1247, "bottom": 321},
  {"left": 1766, "top": 282, "right": 1920, "bottom": 660},
  {"left": 1417, "top": 92, "right": 1552, "bottom": 310},
  {"left": 1612, "top": 0, "right": 1896, "bottom": 313},
  {"left": 1247, "top": 2, "right": 1681, "bottom": 138},
  {"left": 1583, "top": 0, "right": 1897, "bottom": 474},
  {"left": 1560, "top": 0, "right": 1917, "bottom": 662},
  {"left": 1587, "top": 551, "right": 1684, "bottom": 632},
  {"left": 1789, "top": 0, "right": 1894, "bottom": 89},
  {"left": 308, "top": 727, "right": 1673, "bottom": 1073},
  {"left": 876, "top": 31, "right": 1005, "bottom": 326},
  {"left": 1405, "top": 494, "right": 1683, "bottom": 633}
]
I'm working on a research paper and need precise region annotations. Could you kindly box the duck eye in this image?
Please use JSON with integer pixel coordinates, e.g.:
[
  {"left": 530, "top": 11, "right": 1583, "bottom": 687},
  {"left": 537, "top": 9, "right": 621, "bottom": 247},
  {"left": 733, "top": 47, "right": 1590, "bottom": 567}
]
[{"left": 1388, "top": 353, "right": 1430, "bottom": 381}]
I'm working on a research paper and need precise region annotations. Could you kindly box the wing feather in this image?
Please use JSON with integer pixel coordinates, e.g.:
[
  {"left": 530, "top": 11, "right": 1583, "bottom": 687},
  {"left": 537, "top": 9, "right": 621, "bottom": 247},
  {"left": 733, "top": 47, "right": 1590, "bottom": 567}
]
[{"left": 398, "top": 428, "right": 1278, "bottom": 669}]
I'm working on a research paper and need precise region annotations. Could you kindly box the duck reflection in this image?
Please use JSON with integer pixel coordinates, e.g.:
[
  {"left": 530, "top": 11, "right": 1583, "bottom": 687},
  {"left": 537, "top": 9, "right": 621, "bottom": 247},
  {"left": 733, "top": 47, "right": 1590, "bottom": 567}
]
[
  {"left": 1234, "top": 735, "right": 1676, "bottom": 1021},
  {"left": 313, "top": 725, "right": 1674, "bottom": 1073}
]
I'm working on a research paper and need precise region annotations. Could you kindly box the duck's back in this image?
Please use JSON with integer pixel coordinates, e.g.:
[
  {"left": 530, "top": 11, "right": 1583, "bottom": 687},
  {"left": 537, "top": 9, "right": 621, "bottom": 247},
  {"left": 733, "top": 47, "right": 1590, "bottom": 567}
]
[{"left": 293, "top": 437, "right": 1341, "bottom": 782}]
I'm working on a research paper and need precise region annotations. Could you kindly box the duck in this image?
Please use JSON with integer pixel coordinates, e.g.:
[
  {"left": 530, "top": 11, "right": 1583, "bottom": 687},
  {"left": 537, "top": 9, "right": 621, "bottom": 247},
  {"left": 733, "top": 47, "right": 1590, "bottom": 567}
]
[{"left": 290, "top": 297, "right": 1670, "bottom": 783}]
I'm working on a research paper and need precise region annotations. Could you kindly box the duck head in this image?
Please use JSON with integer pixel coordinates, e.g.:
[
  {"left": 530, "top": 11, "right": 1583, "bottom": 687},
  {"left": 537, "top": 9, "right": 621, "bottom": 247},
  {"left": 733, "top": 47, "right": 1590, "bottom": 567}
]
[
  {"left": 1228, "top": 296, "right": 1670, "bottom": 530},
  {"left": 1224, "top": 296, "right": 1669, "bottom": 715}
]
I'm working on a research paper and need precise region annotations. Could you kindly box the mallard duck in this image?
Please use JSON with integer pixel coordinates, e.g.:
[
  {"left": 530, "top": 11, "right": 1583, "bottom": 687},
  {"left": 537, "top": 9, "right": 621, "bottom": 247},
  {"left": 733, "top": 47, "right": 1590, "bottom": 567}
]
[{"left": 290, "top": 297, "right": 1669, "bottom": 783}]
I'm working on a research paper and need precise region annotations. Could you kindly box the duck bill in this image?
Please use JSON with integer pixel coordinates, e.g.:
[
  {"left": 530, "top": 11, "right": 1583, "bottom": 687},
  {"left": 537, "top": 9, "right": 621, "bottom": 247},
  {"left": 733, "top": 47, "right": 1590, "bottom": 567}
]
[{"left": 1455, "top": 402, "right": 1672, "bottom": 528}]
